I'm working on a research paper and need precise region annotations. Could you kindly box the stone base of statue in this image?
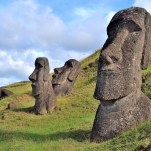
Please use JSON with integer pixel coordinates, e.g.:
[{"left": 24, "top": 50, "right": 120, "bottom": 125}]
[{"left": 90, "top": 89, "right": 151, "bottom": 142}]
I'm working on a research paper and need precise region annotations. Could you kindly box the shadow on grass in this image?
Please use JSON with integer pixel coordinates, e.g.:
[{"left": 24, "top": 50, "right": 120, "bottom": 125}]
[
  {"left": 24, "top": 91, "right": 32, "bottom": 96},
  {"left": 0, "top": 129, "right": 90, "bottom": 142},
  {"left": 13, "top": 106, "right": 34, "bottom": 113}
]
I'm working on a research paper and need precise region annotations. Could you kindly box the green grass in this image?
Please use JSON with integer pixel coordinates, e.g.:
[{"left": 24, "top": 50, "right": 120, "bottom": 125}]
[{"left": 0, "top": 50, "right": 151, "bottom": 151}]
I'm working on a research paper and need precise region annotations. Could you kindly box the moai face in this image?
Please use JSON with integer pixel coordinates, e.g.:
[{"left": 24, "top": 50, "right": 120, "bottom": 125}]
[
  {"left": 52, "top": 59, "right": 81, "bottom": 96},
  {"left": 94, "top": 7, "right": 151, "bottom": 101},
  {"left": 29, "top": 57, "right": 56, "bottom": 114},
  {"left": 29, "top": 57, "right": 50, "bottom": 96}
]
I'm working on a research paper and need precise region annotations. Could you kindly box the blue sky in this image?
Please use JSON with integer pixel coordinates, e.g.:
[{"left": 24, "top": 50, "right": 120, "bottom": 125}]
[{"left": 0, "top": 0, "right": 151, "bottom": 86}]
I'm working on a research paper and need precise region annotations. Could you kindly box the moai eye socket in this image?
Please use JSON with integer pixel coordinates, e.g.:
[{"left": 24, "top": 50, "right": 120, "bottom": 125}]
[{"left": 65, "top": 61, "right": 73, "bottom": 67}]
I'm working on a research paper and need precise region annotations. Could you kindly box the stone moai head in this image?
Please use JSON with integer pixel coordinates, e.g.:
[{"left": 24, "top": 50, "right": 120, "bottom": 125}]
[
  {"left": 29, "top": 57, "right": 56, "bottom": 114},
  {"left": 52, "top": 59, "right": 81, "bottom": 96},
  {"left": 94, "top": 7, "right": 151, "bottom": 101},
  {"left": 91, "top": 7, "right": 151, "bottom": 143}
]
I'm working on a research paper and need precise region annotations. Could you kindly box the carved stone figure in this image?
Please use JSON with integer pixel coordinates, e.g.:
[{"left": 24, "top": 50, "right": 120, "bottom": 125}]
[
  {"left": 0, "top": 88, "right": 13, "bottom": 99},
  {"left": 29, "top": 57, "right": 56, "bottom": 114},
  {"left": 52, "top": 59, "right": 81, "bottom": 96},
  {"left": 91, "top": 7, "right": 151, "bottom": 142}
]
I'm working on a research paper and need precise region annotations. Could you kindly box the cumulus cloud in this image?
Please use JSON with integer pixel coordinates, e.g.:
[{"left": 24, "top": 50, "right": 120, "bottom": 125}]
[
  {"left": 106, "top": 11, "right": 116, "bottom": 23},
  {"left": 0, "top": 0, "right": 108, "bottom": 52},
  {"left": 0, "top": 0, "right": 66, "bottom": 50},
  {"left": 0, "top": 0, "right": 112, "bottom": 86},
  {"left": 74, "top": 7, "right": 95, "bottom": 20}
]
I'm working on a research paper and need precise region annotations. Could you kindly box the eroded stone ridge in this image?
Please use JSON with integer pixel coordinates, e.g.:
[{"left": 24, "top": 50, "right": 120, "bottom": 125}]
[
  {"left": 91, "top": 7, "right": 151, "bottom": 142},
  {"left": 52, "top": 59, "right": 81, "bottom": 96},
  {"left": 29, "top": 57, "right": 56, "bottom": 114}
]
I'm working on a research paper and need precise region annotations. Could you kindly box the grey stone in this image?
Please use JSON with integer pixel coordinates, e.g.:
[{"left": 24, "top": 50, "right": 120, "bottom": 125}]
[
  {"left": 52, "top": 59, "right": 81, "bottom": 96},
  {"left": 29, "top": 57, "right": 56, "bottom": 115},
  {"left": 91, "top": 7, "right": 151, "bottom": 142},
  {"left": 7, "top": 100, "right": 21, "bottom": 109},
  {"left": 0, "top": 88, "right": 13, "bottom": 99}
]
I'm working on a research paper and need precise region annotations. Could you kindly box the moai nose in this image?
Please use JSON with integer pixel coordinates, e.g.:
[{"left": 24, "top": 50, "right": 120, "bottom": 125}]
[
  {"left": 54, "top": 68, "right": 62, "bottom": 74},
  {"left": 29, "top": 71, "right": 36, "bottom": 81},
  {"left": 104, "top": 55, "right": 113, "bottom": 65}
]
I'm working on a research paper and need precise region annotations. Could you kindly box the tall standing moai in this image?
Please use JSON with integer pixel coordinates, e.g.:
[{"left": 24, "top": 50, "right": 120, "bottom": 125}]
[
  {"left": 91, "top": 7, "right": 151, "bottom": 142},
  {"left": 52, "top": 59, "right": 81, "bottom": 96},
  {"left": 29, "top": 57, "right": 56, "bottom": 114}
]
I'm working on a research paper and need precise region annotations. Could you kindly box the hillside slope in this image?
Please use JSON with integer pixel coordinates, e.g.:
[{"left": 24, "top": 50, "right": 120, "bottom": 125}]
[{"left": 0, "top": 50, "right": 151, "bottom": 151}]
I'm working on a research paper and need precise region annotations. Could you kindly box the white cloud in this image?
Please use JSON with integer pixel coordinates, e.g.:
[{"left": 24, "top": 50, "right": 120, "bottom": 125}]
[
  {"left": 0, "top": 51, "right": 7, "bottom": 57},
  {"left": 0, "top": 77, "right": 18, "bottom": 87},
  {"left": 0, "top": 0, "right": 113, "bottom": 86},
  {"left": 133, "top": 0, "right": 151, "bottom": 13},
  {"left": 106, "top": 11, "right": 116, "bottom": 23},
  {"left": 0, "top": 0, "right": 66, "bottom": 50},
  {"left": 74, "top": 8, "right": 95, "bottom": 20}
]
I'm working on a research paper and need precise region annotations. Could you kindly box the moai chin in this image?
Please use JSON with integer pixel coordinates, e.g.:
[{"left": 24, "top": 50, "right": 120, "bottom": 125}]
[
  {"left": 91, "top": 7, "right": 151, "bottom": 142},
  {"left": 52, "top": 59, "right": 81, "bottom": 96},
  {"left": 29, "top": 57, "right": 56, "bottom": 115}
]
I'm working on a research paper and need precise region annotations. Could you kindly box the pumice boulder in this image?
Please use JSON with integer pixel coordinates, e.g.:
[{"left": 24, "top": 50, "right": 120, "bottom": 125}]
[
  {"left": 52, "top": 59, "right": 81, "bottom": 96},
  {"left": 91, "top": 7, "right": 151, "bottom": 142},
  {"left": 29, "top": 57, "right": 56, "bottom": 115}
]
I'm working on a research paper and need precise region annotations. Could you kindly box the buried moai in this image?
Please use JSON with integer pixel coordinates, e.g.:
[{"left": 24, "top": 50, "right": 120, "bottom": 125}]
[
  {"left": 0, "top": 88, "right": 13, "bottom": 99},
  {"left": 91, "top": 7, "right": 151, "bottom": 142},
  {"left": 52, "top": 59, "right": 81, "bottom": 96},
  {"left": 29, "top": 57, "right": 56, "bottom": 114}
]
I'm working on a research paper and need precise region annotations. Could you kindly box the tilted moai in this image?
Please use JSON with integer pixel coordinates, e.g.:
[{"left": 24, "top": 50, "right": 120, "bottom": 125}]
[
  {"left": 29, "top": 57, "right": 56, "bottom": 114},
  {"left": 52, "top": 59, "right": 81, "bottom": 96},
  {"left": 0, "top": 88, "right": 13, "bottom": 99},
  {"left": 91, "top": 7, "right": 151, "bottom": 142}
]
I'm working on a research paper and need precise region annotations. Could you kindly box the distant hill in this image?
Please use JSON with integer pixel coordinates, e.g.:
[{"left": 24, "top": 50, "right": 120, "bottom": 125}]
[{"left": 0, "top": 49, "right": 150, "bottom": 151}]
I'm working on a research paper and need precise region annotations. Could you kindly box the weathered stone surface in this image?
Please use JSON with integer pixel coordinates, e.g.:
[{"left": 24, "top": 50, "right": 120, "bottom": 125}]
[
  {"left": 0, "top": 88, "right": 13, "bottom": 99},
  {"left": 91, "top": 7, "right": 151, "bottom": 142},
  {"left": 7, "top": 100, "right": 21, "bottom": 109},
  {"left": 29, "top": 57, "right": 56, "bottom": 115},
  {"left": 52, "top": 59, "right": 81, "bottom": 96}
]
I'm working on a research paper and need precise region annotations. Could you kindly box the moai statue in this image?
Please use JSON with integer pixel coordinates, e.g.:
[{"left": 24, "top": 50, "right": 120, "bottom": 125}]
[
  {"left": 52, "top": 59, "right": 81, "bottom": 96},
  {"left": 91, "top": 7, "right": 151, "bottom": 142},
  {"left": 29, "top": 57, "right": 56, "bottom": 114},
  {"left": 0, "top": 88, "right": 13, "bottom": 99}
]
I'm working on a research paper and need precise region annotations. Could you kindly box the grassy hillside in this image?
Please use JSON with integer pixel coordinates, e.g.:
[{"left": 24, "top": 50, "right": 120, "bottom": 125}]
[{"left": 0, "top": 49, "right": 151, "bottom": 151}]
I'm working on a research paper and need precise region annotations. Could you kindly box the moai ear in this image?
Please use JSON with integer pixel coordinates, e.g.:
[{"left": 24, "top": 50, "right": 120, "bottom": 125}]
[
  {"left": 141, "top": 12, "right": 151, "bottom": 69},
  {"left": 68, "top": 63, "right": 81, "bottom": 81},
  {"left": 43, "top": 58, "right": 50, "bottom": 81}
]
